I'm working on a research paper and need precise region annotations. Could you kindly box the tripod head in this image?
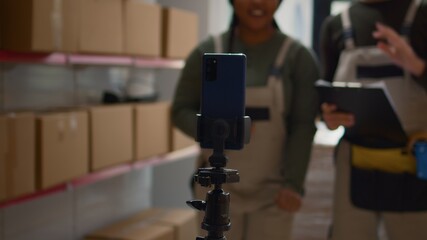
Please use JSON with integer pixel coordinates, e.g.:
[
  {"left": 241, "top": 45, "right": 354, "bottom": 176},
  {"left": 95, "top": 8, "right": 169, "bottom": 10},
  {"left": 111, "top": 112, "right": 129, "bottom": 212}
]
[{"left": 187, "top": 115, "right": 250, "bottom": 240}]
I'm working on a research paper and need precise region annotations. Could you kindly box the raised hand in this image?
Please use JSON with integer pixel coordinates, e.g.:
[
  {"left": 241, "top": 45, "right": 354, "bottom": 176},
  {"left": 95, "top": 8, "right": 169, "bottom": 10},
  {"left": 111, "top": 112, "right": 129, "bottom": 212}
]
[{"left": 373, "top": 22, "right": 426, "bottom": 77}]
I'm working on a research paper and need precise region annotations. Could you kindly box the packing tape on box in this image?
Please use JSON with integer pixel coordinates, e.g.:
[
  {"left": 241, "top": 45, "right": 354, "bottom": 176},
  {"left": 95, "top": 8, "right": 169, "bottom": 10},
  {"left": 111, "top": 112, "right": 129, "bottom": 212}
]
[
  {"left": 52, "top": 0, "right": 63, "bottom": 50},
  {"left": 6, "top": 117, "right": 17, "bottom": 197},
  {"left": 57, "top": 118, "right": 66, "bottom": 141},
  {"left": 69, "top": 114, "right": 78, "bottom": 131},
  {"left": 55, "top": 114, "right": 78, "bottom": 141}
]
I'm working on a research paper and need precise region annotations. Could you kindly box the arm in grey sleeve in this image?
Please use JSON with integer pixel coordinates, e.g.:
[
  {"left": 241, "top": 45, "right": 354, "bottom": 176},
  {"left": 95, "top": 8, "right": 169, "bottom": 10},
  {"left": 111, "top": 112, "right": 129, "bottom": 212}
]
[
  {"left": 282, "top": 46, "right": 320, "bottom": 194},
  {"left": 171, "top": 48, "right": 202, "bottom": 138}
]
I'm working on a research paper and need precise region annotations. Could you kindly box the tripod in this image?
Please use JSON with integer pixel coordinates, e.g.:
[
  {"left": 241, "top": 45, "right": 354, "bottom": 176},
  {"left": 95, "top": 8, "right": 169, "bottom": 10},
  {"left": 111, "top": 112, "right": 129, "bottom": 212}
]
[{"left": 187, "top": 118, "right": 241, "bottom": 240}]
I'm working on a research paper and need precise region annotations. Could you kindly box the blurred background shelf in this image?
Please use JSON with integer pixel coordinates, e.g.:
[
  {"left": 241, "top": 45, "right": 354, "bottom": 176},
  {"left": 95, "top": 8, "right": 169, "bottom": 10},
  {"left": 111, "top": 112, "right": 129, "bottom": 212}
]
[
  {"left": 0, "top": 51, "right": 185, "bottom": 69},
  {"left": 0, "top": 51, "right": 67, "bottom": 65}
]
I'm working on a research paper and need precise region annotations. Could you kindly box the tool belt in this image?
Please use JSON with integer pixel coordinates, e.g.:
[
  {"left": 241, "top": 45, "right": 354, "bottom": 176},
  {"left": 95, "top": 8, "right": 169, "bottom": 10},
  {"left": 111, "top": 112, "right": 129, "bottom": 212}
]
[
  {"left": 350, "top": 144, "right": 427, "bottom": 212},
  {"left": 352, "top": 144, "right": 416, "bottom": 174}
]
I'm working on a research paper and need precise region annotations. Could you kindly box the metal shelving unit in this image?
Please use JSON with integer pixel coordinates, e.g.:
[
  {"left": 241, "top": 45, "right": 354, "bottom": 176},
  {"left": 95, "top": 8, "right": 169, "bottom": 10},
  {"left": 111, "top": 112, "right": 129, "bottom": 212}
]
[
  {"left": 0, "top": 50, "right": 193, "bottom": 210},
  {"left": 0, "top": 50, "right": 185, "bottom": 68},
  {"left": 0, "top": 145, "right": 199, "bottom": 209}
]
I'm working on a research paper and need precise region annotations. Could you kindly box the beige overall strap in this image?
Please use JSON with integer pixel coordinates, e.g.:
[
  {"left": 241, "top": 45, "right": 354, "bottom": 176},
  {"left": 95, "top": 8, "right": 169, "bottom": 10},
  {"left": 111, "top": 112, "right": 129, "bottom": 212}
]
[
  {"left": 400, "top": 0, "right": 421, "bottom": 80},
  {"left": 401, "top": 0, "right": 422, "bottom": 40},
  {"left": 341, "top": 8, "right": 355, "bottom": 50},
  {"left": 269, "top": 37, "right": 293, "bottom": 115},
  {"left": 213, "top": 35, "right": 223, "bottom": 53},
  {"left": 273, "top": 38, "right": 293, "bottom": 71}
]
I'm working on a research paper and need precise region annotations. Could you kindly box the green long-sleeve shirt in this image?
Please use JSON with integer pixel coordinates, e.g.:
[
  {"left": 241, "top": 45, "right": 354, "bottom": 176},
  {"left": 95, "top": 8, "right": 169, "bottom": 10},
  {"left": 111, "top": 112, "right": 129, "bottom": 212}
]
[{"left": 171, "top": 30, "right": 319, "bottom": 194}]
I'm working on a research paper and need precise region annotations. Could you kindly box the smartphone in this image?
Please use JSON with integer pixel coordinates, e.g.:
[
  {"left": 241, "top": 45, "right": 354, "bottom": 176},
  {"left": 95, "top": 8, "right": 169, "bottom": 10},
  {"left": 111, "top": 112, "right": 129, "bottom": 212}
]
[{"left": 198, "top": 53, "right": 246, "bottom": 150}]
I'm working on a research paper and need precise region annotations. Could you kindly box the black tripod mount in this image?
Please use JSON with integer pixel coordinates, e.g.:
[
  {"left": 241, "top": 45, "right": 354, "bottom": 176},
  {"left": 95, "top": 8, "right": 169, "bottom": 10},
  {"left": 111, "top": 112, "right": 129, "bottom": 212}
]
[{"left": 187, "top": 115, "right": 250, "bottom": 240}]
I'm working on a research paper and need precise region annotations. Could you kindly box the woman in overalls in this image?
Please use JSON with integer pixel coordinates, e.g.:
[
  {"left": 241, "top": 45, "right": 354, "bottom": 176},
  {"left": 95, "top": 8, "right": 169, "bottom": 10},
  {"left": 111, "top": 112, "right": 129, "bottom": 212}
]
[
  {"left": 172, "top": 0, "right": 319, "bottom": 239},
  {"left": 320, "top": 0, "right": 427, "bottom": 239}
]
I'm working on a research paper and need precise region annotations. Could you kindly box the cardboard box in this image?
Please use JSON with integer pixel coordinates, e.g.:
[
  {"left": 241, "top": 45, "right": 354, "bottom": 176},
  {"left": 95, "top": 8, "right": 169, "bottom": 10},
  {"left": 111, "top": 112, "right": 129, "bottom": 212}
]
[
  {"left": 124, "top": 1, "right": 162, "bottom": 57},
  {"left": 86, "top": 208, "right": 174, "bottom": 240},
  {"left": 79, "top": 0, "right": 123, "bottom": 54},
  {"left": 134, "top": 102, "right": 170, "bottom": 160},
  {"left": 153, "top": 208, "right": 198, "bottom": 240},
  {"left": 85, "top": 208, "right": 197, "bottom": 240},
  {"left": 162, "top": 7, "right": 199, "bottom": 59},
  {"left": 37, "top": 111, "right": 89, "bottom": 189},
  {"left": 86, "top": 223, "right": 173, "bottom": 240},
  {"left": 2, "top": 0, "right": 123, "bottom": 54},
  {"left": 89, "top": 105, "right": 133, "bottom": 171},
  {"left": 171, "top": 127, "right": 196, "bottom": 151},
  {"left": 0, "top": 113, "right": 36, "bottom": 201},
  {"left": 2, "top": 0, "right": 79, "bottom": 52}
]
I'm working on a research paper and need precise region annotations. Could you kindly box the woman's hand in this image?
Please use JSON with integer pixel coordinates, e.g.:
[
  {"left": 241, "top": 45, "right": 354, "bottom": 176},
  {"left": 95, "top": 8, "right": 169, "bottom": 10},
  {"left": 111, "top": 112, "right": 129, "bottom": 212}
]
[
  {"left": 373, "top": 22, "right": 426, "bottom": 77},
  {"left": 275, "top": 188, "right": 302, "bottom": 212},
  {"left": 321, "top": 103, "right": 355, "bottom": 130}
]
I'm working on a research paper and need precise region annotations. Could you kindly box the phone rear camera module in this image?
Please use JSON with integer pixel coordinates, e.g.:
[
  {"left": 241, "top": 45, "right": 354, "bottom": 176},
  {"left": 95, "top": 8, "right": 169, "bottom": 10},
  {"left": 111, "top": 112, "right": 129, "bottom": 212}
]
[{"left": 206, "top": 58, "right": 217, "bottom": 81}]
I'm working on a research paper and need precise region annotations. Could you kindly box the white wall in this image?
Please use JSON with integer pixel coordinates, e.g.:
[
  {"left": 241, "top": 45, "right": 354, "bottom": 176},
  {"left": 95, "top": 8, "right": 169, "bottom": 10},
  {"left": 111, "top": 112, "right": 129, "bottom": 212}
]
[
  {"left": 331, "top": 1, "right": 351, "bottom": 15},
  {"left": 276, "top": 0, "right": 314, "bottom": 47},
  {"left": 207, "top": 0, "right": 232, "bottom": 36}
]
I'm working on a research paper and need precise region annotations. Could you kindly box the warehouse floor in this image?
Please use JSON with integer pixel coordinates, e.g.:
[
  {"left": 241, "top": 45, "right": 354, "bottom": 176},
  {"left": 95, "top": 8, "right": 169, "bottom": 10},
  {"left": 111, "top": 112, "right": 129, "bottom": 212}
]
[{"left": 293, "top": 145, "right": 334, "bottom": 240}]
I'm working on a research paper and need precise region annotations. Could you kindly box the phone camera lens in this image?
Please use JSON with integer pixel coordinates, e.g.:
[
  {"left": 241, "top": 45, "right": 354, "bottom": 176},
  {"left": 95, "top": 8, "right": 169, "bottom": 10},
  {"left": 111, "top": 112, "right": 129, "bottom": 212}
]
[{"left": 206, "top": 58, "right": 217, "bottom": 81}]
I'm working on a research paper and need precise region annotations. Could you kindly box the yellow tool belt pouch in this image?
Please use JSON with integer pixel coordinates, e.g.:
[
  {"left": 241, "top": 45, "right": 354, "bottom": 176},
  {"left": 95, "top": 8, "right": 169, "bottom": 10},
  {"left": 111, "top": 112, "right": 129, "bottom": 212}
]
[
  {"left": 351, "top": 144, "right": 416, "bottom": 174},
  {"left": 349, "top": 143, "right": 427, "bottom": 212}
]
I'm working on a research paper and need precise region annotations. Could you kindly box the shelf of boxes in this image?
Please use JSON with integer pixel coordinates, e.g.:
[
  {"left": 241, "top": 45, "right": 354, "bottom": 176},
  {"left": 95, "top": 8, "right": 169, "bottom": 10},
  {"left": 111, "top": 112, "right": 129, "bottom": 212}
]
[
  {"left": 0, "top": 1, "right": 197, "bottom": 212},
  {"left": 0, "top": 51, "right": 193, "bottom": 210},
  {"left": 0, "top": 145, "right": 199, "bottom": 209}
]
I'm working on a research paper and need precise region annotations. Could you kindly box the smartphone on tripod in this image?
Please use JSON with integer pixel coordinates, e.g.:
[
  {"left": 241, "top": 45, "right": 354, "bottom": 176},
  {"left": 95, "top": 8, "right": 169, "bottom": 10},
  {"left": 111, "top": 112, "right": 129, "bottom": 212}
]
[{"left": 198, "top": 53, "right": 246, "bottom": 150}]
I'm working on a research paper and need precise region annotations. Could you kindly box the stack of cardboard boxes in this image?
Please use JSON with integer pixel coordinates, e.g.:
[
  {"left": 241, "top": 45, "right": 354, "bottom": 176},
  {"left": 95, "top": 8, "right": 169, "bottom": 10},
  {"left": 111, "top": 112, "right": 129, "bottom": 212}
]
[
  {"left": 1, "top": 0, "right": 199, "bottom": 59},
  {"left": 0, "top": 0, "right": 199, "bottom": 203},
  {"left": 0, "top": 103, "right": 196, "bottom": 202}
]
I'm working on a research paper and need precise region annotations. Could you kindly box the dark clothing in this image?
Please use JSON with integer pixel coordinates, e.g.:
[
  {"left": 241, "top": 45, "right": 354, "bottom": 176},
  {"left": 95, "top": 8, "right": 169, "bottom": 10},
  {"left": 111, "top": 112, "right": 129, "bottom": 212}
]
[
  {"left": 320, "top": 1, "right": 427, "bottom": 88},
  {"left": 320, "top": 2, "right": 427, "bottom": 239}
]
